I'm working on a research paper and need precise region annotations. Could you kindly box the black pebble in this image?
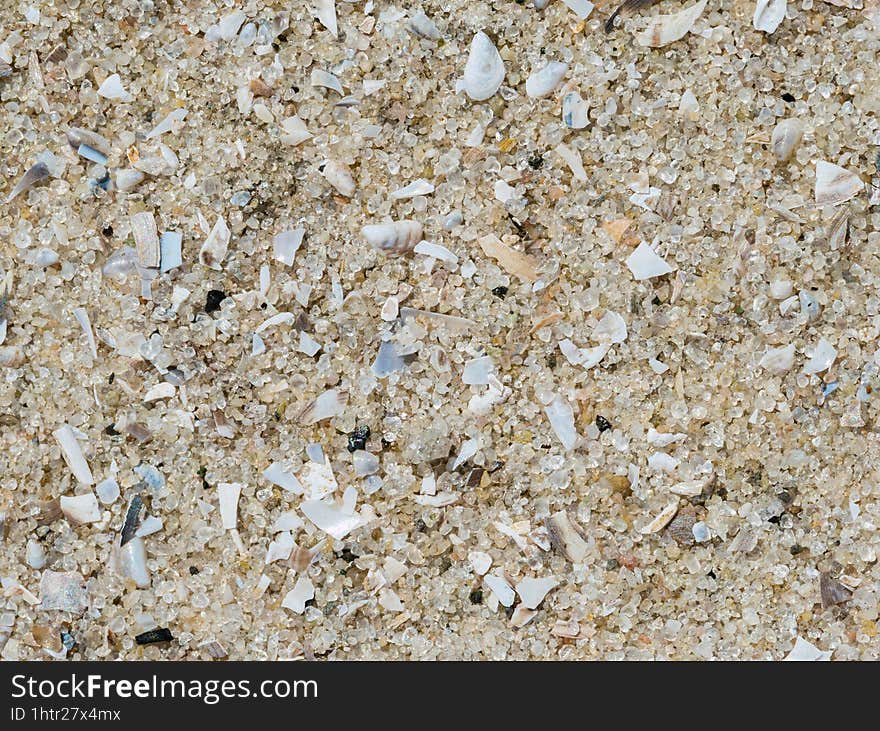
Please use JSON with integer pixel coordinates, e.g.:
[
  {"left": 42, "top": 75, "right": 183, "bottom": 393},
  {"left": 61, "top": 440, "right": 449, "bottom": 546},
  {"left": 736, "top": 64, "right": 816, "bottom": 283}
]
[
  {"left": 527, "top": 154, "right": 543, "bottom": 169},
  {"left": 781, "top": 92, "right": 795, "bottom": 103},
  {"left": 469, "top": 589, "right": 483, "bottom": 605},
  {"left": 491, "top": 285, "right": 508, "bottom": 298},
  {"left": 347, "top": 424, "right": 371, "bottom": 453},
  {"left": 205, "top": 289, "right": 227, "bottom": 313},
  {"left": 596, "top": 415, "right": 612, "bottom": 432},
  {"left": 135, "top": 628, "right": 174, "bottom": 645},
  {"left": 188, "top": 566, "right": 200, "bottom": 575}
]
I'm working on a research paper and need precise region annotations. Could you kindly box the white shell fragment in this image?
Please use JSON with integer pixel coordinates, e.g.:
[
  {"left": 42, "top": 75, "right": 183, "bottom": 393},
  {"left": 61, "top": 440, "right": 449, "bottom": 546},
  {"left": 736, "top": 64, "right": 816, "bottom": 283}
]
[
  {"left": 6, "top": 161, "right": 49, "bottom": 203},
  {"left": 39, "top": 571, "right": 88, "bottom": 612},
  {"left": 322, "top": 160, "right": 356, "bottom": 197},
  {"left": 563, "top": 0, "right": 595, "bottom": 18},
  {"left": 636, "top": 0, "right": 708, "bottom": 48},
  {"left": 593, "top": 310, "right": 627, "bottom": 345},
  {"left": 525, "top": 62, "right": 568, "bottom": 99},
  {"left": 545, "top": 394, "right": 578, "bottom": 451},
  {"left": 60, "top": 493, "right": 101, "bottom": 524},
  {"left": 313, "top": 0, "right": 337, "bottom": 36},
  {"left": 282, "top": 576, "right": 315, "bottom": 614},
  {"left": 311, "top": 69, "right": 343, "bottom": 95},
  {"left": 97, "top": 73, "right": 131, "bottom": 101},
  {"left": 469, "top": 551, "right": 492, "bottom": 575},
  {"left": 648, "top": 452, "right": 680, "bottom": 473},
  {"left": 53, "top": 424, "right": 94, "bottom": 485},
  {"left": 301, "top": 498, "right": 365, "bottom": 540},
  {"left": 803, "top": 338, "right": 837, "bottom": 375},
  {"left": 815, "top": 161, "right": 863, "bottom": 206},
  {"left": 463, "top": 355, "right": 494, "bottom": 385},
  {"left": 199, "top": 216, "right": 230, "bottom": 270},
  {"left": 144, "top": 382, "right": 175, "bottom": 402},
  {"left": 546, "top": 511, "right": 590, "bottom": 562},
  {"left": 130, "top": 211, "right": 160, "bottom": 269},
  {"left": 117, "top": 536, "right": 150, "bottom": 589},
  {"left": 477, "top": 234, "right": 539, "bottom": 282},
  {"left": 73, "top": 307, "right": 98, "bottom": 360},
  {"left": 679, "top": 89, "right": 700, "bottom": 121},
  {"left": 26, "top": 539, "right": 46, "bottom": 569},
  {"left": 414, "top": 241, "right": 458, "bottom": 265},
  {"left": 299, "top": 388, "right": 348, "bottom": 424},
  {"left": 145, "top": 107, "right": 187, "bottom": 139},
  {"left": 361, "top": 220, "right": 423, "bottom": 255},
  {"left": 483, "top": 573, "right": 515, "bottom": 607},
  {"left": 409, "top": 9, "right": 441, "bottom": 40},
  {"left": 640, "top": 500, "right": 679, "bottom": 534},
  {"left": 96, "top": 478, "right": 120, "bottom": 504},
  {"left": 453, "top": 438, "right": 479, "bottom": 470},
  {"left": 273, "top": 228, "right": 304, "bottom": 266},
  {"left": 555, "top": 143, "right": 587, "bottom": 182},
  {"left": 562, "top": 91, "right": 589, "bottom": 129},
  {"left": 263, "top": 462, "right": 304, "bottom": 494},
  {"left": 280, "top": 116, "right": 312, "bottom": 146},
  {"left": 626, "top": 242, "right": 673, "bottom": 280},
  {"left": 159, "top": 231, "right": 182, "bottom": 272},
  {"left": 784, "top": 636, "right": 832, "bottom": 661},
  {"left": 516, "top": 577, "right": 558, "bottom": 609},
  {"left": 753, "top": 0, "right": 787, "bottom": 33},
  {"left": 760, "top": 343, "right": 795, "bottom": 374},
  {"left": 559, "top": 339, "right": 608, "bottom": 370},
  {"left": 463, "top": 31, "right": 505, "bottom": 101},
  {"left": 115, "top": 169, "right": 145, "bottom": 192},
  {"left": 217, "top": 482, "right": 242, "bottom": 530},
  {"left": 206, "top": 10, "right": 245, "bottom": 41},
  {"left": 390, "top": 178, "right": 435, "bottom": 199}
]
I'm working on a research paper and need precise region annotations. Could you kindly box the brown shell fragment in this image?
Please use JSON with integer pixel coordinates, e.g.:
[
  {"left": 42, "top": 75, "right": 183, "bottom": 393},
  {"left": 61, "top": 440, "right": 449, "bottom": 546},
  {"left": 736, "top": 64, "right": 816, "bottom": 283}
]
[
  {"left": 545, "top": 511, "right": 590, "bottom": 562},
  {"left": 819, "top": 572, "right": 852, "bottom": 609},
  {"left": 477, "top": 234, "right": 539, "bottom": 283}
]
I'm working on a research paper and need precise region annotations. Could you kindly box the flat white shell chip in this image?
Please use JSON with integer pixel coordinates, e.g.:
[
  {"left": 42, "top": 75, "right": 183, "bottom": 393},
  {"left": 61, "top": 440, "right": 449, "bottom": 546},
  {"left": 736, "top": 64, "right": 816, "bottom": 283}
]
[
  {"left": 53, "top": 424, "right": 94, "bottom": 485},
  {"left": 282, "top": 576, "right": 315, "bottom": 614},
  {"left": 483, "top": 573, "right": 515, "bottom": 607},
  {"left": 469, "top": 551, "right": 492, "bottom": 575},
  {"left": 545, "top": 394, "right": 578, "bottom": 451},
  {"left": 60, "top": 493, "right": 101, "bottom": 524},
  {"left": 263, "top": 462, "right": 304, "bottom": 494},
  {"left": 273, "top": 229, "right": 304, "bottom": 266},
  {"left": 301, "top": 499, "right": 364, "bottom": 540},
  {"left": 784, "top": 636, "right": 832, "bottom": 661},
  {"left": 462, "top": 355, "right": 493, "bottom": 385},
  {"left": 97, "top": 73, "right": 131, "bottom": 101},
  {"left": 803, "top": 338, "right": 837, "bottom": 375},
  {"left": 515, "top": 577, "right": 558, "bottom": 609},
  {"left": 217, "top": 482, "right": 242, "bottom": 530},
  {"left": 626, "top": 242, "right": 673, "bottom": 280}
]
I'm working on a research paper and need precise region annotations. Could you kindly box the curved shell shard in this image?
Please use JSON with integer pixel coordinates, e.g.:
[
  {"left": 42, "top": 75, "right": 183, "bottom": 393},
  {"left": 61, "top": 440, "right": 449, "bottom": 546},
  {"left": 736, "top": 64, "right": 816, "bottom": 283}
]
[
  {"left": 815, "top": 161, "right": 863, "bottom": 206},
  {"left": 636, "top": 0, "right": 708, "bottom": 47},
  {"left": 771, "top": 118, "right": 803, "bottom": 161},
  {"left": 361, "top": 220, "right": 423, "bottom": 254},
  {"left": 463, "top": 31, "right": 505, "bottom": 101},
  {"left": 753, "top": 0, "right": 787, "bottom": 33},
  {"left": 525, "top": 62, "right": 568, "bottom": 98},
  {"left": 322, "top": 160, "right": 356, "bottom": 197}
]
